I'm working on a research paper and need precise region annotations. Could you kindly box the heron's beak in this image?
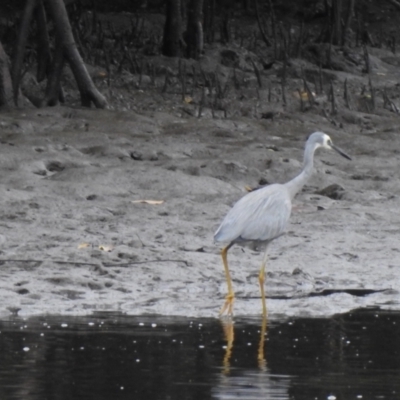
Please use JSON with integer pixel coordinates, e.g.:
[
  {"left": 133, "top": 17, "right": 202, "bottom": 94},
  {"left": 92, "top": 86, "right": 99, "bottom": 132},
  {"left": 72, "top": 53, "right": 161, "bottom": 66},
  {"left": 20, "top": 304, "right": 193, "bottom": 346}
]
[{"left": 330, "top": 143, "right": 352, "bottom": 160}]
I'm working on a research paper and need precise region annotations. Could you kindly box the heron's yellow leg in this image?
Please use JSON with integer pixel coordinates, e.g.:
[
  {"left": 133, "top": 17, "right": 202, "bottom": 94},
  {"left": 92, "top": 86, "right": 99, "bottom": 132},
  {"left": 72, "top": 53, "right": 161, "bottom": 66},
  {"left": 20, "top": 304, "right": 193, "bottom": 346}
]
[
  {"left": 258, "top": 248, "right": 269, "bottom": 319},
  {"left": 220, "top": 244, "right": 234, "bottom": 316}
]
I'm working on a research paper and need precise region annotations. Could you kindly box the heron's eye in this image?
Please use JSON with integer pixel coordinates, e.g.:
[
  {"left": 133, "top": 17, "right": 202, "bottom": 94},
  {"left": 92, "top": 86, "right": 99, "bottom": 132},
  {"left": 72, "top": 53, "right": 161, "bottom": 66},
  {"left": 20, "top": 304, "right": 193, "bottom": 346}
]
[{"left": 327, "top": 139, "right": 332, "bottom": 146}]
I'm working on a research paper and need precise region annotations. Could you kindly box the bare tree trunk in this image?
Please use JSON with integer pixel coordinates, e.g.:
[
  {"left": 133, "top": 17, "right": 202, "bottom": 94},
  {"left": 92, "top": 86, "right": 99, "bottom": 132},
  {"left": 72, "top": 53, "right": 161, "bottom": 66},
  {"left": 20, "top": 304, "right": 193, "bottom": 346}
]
[
  {"left": 342, "top": 0, "right": 355, "bottom": 46},
  {"left": 333, "top": 0, "right": 342, "bottom": 45},
  {"left": 242, "top": 0, "right": 252, "bottom": 13},
  {"left": 254, "top": 0, "right": 271, "bottom": 46},
  {"left": 11, "top": 0, "right": 37, "bottom": 106},
  {"left": 185, "top": 0, "right": 204, "bottom": 59},
  {"left": 45, "top": 0, "right": 107, "bottom": 108},
  {"left": 320, "top": 0, "right": 349, "bottom": 45},
  {"left": 40, "top": 35, "right": 65, "bottom": 107},
  {"left": 219, "top": 0, "right": 232, "bottom": 44},
  {"left": 162, "top": 0, "right": 182, "bottom": 57},
  {"left": 0, "top": 41, "right": 13, "bottom": 107},
  {"left": 35, "top": 0, "right": 51, "bottom": 82},
  {"left": 203, "top": 0, "right": 216, "bottom": 44}
]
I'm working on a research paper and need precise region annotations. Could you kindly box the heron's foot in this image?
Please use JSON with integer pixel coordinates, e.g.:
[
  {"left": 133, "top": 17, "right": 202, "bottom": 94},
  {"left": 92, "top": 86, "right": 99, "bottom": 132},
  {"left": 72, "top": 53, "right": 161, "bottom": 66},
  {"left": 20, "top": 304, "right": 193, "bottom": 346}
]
[{"left": 220, "top": 293, "right": 234, "bottom": 316}]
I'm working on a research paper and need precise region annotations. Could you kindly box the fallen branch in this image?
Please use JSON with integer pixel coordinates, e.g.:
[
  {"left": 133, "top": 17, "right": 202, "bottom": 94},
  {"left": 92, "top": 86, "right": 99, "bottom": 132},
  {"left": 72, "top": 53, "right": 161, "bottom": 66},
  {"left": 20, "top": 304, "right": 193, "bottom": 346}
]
[
  {"left": 0, "top": 258, "right": 189, "bottom": 267},
  {"left": 0, "top": 259, "right": 97, "bottom": 266},
  {"left": 104, "top": 259, "right": 189, "bottom": 267}
]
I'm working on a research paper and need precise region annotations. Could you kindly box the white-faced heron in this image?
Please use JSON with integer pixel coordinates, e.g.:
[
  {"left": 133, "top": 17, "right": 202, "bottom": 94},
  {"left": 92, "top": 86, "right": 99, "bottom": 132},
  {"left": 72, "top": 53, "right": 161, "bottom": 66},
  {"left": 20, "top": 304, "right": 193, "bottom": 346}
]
[{"left": 214, "top": 132, "right": 351, "bottom": 317}]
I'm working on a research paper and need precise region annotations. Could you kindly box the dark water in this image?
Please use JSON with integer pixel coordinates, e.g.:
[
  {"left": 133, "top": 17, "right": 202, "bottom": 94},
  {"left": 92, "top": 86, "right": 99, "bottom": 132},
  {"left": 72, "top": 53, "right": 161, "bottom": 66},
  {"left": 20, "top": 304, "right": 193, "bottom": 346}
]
[{"left": 0, "top": 309, "right": 399, "bottom": 400}]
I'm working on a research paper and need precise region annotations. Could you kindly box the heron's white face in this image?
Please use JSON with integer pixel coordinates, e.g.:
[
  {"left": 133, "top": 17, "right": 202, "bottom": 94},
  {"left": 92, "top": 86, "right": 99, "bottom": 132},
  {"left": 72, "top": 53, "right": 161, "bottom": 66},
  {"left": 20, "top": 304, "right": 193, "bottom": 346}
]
[
  {"left": 322, "top": 134, "right": 333, "bottom": 150},
  {"left": 309, "top": 131, "right": 351, "bottom": 160}
]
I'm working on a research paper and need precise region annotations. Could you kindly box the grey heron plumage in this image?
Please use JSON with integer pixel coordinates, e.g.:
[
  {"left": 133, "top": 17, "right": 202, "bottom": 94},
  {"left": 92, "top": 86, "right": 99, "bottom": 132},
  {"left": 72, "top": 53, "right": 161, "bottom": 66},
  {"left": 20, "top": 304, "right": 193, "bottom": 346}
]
[{"left": 214, "top": 131, "right": 351, "bottom": 317}]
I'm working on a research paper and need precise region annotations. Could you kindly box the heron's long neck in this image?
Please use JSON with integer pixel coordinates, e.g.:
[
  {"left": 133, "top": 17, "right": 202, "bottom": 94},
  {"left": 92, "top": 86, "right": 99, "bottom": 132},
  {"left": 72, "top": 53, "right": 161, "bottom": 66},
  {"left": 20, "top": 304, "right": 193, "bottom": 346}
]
[{"left": 284, "top": 145, "right": 315, "bottom": 200}]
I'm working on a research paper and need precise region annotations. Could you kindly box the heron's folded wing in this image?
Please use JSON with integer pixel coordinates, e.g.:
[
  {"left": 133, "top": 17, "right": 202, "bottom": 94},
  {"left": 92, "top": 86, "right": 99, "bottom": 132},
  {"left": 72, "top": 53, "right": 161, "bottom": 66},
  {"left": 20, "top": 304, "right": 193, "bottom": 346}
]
[{"left": 214, "top": 185, "right": 292, "bottom": 243}]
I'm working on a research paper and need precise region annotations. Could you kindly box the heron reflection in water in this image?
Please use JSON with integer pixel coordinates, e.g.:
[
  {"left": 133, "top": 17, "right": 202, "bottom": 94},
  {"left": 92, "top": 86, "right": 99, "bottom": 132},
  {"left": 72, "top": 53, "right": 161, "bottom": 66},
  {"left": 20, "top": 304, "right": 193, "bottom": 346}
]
[{"left": 221, "top": 317, "right": 268, "bottom": 373}]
